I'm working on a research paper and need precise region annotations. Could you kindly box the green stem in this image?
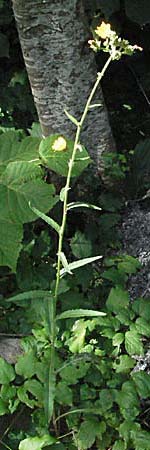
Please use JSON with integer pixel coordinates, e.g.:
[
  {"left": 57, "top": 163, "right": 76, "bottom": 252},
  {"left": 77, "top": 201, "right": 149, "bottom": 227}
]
[
  {"left": 54, "top": 54, "right": 112, "bottom": 302},
  {"left": 47, "top": 54, "right": 113, "bottom": 428}
]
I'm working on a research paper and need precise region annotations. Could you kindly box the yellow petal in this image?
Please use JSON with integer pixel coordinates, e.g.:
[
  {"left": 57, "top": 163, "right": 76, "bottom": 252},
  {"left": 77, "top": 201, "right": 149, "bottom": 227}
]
[
  {"left": 52, "top": 136, "right": 67, "bottom": 152},
  {"left": 95, "top": 22, "right": 111, "bottom": 39}
]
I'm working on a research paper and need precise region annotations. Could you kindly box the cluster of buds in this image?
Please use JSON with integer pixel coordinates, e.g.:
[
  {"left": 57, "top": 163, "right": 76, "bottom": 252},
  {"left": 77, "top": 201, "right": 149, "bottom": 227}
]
[{"left": 88, "top": 22, "right": 142, "bottom": 60}]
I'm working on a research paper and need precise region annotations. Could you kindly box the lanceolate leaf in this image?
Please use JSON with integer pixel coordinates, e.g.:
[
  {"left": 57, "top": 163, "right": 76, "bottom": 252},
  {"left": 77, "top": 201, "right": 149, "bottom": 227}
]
[
  {"left": 60, "top": 255, "right": 102, "bottom": 276},
  {"left": 64, "top": 109, "right": 79, "bottom": 127},
  {"left": 44, "top": 354, "right": 56, "bottom": 425},
  {"left": 29, "top": 205, "right": 60, "bottom": 234},
  {"left": 56, "top": 309, "right": 106, "bottom": 321},
  {"left": 7, "top": 290, "right": 52, "bottom": 303}
]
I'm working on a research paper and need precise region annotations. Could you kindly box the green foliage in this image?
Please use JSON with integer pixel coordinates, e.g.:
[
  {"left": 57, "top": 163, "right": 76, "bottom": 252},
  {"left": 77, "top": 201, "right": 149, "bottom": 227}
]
[
  {"left": 0, "top": 10, "right": 149, "bottom": 450},
  {"left": 0, "top": 131, "right": 58, "bottom": 271},
  {"left": 39, "top": 135, "right": 91, "bottom": 177}
]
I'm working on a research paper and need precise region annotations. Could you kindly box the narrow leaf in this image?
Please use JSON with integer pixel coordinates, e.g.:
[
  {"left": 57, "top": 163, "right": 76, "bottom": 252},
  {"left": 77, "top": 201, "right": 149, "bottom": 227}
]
[
  {"left": 67, "top": 202, "right": 102, "bottom": 211},
  {"left": 6, "top": 290, "right": 52, "bottom": 303},
  {"left": 29, "top": 204, "right": 60, "bottom": 234},
  {"left": 64, "top": 109, "right": 79, "bottom": 127},
  {"left": 60, "top": 255, "right": 102, "bottom": 276},
  {"left": 44, "top": 351, "right": 56, "bottom": 424},
  {"left": 59, "top": 252, "right": 72, "bottom": 274},
  {"left": 56, "top": 309, "right": 106, "bottom": 320},
  {"left": 88, "top": 103, "right": 102, "bottom": 109}
]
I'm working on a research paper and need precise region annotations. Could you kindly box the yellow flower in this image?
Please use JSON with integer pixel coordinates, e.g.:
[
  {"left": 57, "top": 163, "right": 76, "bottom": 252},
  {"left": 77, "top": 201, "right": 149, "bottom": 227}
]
[
  {"left": 52, "top": 136, "right": 67, "bottom": 152},
  {"left": 95, "top": 22, "right": 111, "bottom": 40}
]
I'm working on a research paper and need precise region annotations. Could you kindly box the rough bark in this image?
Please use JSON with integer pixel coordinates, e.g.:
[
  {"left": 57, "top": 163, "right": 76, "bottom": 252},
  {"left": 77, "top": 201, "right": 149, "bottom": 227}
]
[
  {"left": 0, "top": 338, "right": 22, "bottom": 363},
  {"left": 11, "top": 0, "right": 115, "bottom": 172}
]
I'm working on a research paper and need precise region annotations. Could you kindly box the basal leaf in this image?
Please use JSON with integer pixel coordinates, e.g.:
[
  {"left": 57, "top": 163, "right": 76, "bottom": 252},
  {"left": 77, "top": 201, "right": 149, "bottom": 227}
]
[
  {"left": 125, "top": 330, "right": 144, "bottom": 356},
  {"left": 106, "top": 287, "right": 130, "bottom": 313},
  {"left": 113, "top": 355, "right": 135, "bottom": 373},
  {"left": 19, "top": 434, "right": 56, "bottom": 450},
  {"left": 7, "top": 290, "right": 52, "bottom": 303},
  {"left": 0, "top": 399, "right": 8, "bottom": 416},
  {"left": 15, "top": 350, "right": 37, "bottom": 379},
  {"left": 112, "top": 441, "right": 126, "bottom": 450},
  {"left": 132, "top": 371, "right": 150, "bottom": 398},
  {"left": 56, "top": 309, "right": 106, "bottom": 321},
  {"left": 131, "top": 429, "right": 150, "bottom": 450},
  {"left": 70, "top": 231, "right": 92, "bottom": 258},
  {"left": 39, "top": 134, "right": 91, "bottom": 177},
  {"left": 55, "top": 381, "right": 73, "bottom": 405},
  {"left": 0, "top": 357, "right": 15, "bottom": 384}
]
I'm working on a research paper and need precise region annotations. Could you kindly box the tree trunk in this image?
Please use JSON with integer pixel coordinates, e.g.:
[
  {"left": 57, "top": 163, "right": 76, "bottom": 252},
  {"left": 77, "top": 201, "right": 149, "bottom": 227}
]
[{"left": 11, "top": 0, "right": 115, "bottom": 172}]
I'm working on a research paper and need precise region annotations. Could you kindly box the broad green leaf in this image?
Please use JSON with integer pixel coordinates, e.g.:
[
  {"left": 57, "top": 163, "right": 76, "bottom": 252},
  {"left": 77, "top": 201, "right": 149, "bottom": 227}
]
[
  {"left": 119, "top": 420, "right": 140, "bottom": 444},
  {"left": 60, "top": 255, "right": 102, "bottom": 276},
  {"left": 112, "top": 333, "right": 124, "bottom": 346},
  {"left": 1, "top": 384, "right": 16, "bottom": 401},
  {"left": 28, "top": 122, "right": 42, "bottom": 137},
  {"left": 59, "top": 361, "right": 90, "bottom": 383},
  {"left": 67, "top": 201, "right": 102, "bottom": 211},
  {"left": 106, "top": 287, "right": 130, "bottom": 313},
  {"left": 56, "top": 309, "right": 106, "bottom": 321},
  {"left": 0, "top": 132, "right": 40, "bottom": 173},
  {"left": 0, "top": 218, "right": 23, "bottom": 272},
  {"left": 125, "top": 330, "right": 144, "bottom": 355},
  {"left": 39, "top": 134, "right": 91, "bottom": 177},
  {"left": 112, "top": 441, "right": 126, "bottom": 450},
  {"left": 131, "top": 429, "right": 150, "bottom": 450},
  {"left": 66, "top": 320, "right": 87, "bottom": 353},
  {"left": 24, "top": 379, "right": 44, "bottom": 405},
  {"left": 135, "top": 317, "right": 150, "bottom": 337},
  {"left": 98, "top": 389, "right": 113, "bottom": 411},
  {"left": 76, "top": 418, "right": 106, "bottom": 449},
  {"left": 19, "top": 434, "right": 56, "bottom": 450},
  {"left": 118, "top": 255, "right": 141, "bottom": 274},
  {"left": 116, "top": 381, "right": 139, "bottom": 420},
  {"left": 0, "top": 162, "right": 57, "bottom": 223},
  {"left": 15, "top": 350, "right": 37, "bottom": 378},
  {"left": 64, "top": 109, "right": 79, "bottom": 126},
  {"left": 132, "top": 298, "right": 150, "bottom": 320},
  {"left": 113, "top": 355, "right": 135, "bottom": 373},
  {"left": 17, "top": 385, "right": 35, "bottom": 408},
  {"left": 70, "top": 231, "right": 92, "bottom": 258},
  {"left": 55, "top": 381, "right": 72, "bottom": 405},
  {"left": 29, "top": 205, "right": 60, "bottom": 234},
  {"left": 0, "top": 357, "right": 15, "bottom": 384},
  {"left": 7, "top": 290, "right": 52, "bottom": 303},
  {"left": 132, "top": 371, "right": 150, "bottom": 398},
  {"left": 0, "top": 399, "right": 8, "bottom": 415}
]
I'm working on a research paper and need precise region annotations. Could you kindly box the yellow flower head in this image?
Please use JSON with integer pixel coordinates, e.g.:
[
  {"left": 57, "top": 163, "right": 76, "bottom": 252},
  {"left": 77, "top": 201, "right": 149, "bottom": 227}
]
[
  {"left": 95, "top": 22, "right": 111, "bottom": 40},
  {"left": 52, "top": 136, "right": 67, "bottom": 152}
]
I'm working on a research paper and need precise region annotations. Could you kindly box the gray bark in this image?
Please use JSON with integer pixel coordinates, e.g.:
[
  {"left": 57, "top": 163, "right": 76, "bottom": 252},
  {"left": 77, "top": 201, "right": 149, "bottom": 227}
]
[
  {"left": 0, "top": 338, "right": 22, "bottom": 363},
  {"left": 12, "top": 0, "right": 115, "bottom": 172}
]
